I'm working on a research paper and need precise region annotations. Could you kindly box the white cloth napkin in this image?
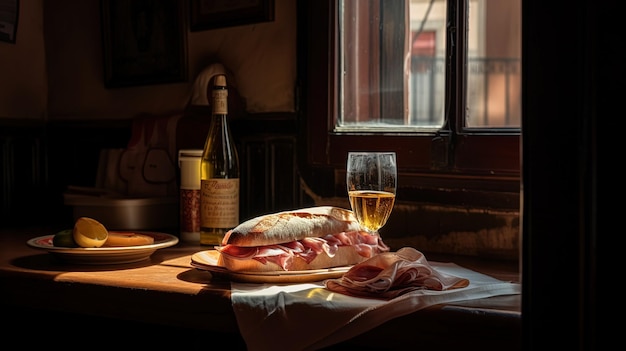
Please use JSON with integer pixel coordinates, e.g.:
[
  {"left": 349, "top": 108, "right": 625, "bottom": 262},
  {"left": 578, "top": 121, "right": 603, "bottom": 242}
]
[{"left": 231, "top": 260, "right": 521, "bottom": 351}]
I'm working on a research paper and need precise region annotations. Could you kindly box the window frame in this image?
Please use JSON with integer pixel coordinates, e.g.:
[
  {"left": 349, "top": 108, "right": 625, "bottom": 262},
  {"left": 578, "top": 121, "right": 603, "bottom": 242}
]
[{"left": 297, "top": 0, "right": 520, "bottom": 206}]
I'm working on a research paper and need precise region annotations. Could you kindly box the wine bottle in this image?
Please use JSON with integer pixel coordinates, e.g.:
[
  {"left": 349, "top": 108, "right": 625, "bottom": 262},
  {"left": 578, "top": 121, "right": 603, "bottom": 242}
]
[{"left": 200, "top": 74, "right": 240, "bottom": 246}]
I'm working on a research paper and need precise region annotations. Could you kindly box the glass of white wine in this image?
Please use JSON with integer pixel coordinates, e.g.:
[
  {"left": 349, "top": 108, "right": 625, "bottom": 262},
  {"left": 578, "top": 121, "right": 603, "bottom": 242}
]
[{"left": 346, "top": 152, "right": 397, "bottom": 233}]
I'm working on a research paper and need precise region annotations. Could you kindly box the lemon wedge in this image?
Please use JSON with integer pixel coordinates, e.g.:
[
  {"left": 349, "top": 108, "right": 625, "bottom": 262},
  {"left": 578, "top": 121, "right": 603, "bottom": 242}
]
[{"left": 73, "top": 217, "right": 109, "bottom": 248}]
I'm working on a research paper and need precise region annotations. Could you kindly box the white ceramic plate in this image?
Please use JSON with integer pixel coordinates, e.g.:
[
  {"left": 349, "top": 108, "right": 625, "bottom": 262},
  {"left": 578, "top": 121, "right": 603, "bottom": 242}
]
[
  {"left": 27, "top": 231, "right": 179, "bottom": 265},
  {"left": 190, "top": 250, "right": 350, "bottom": 283}
]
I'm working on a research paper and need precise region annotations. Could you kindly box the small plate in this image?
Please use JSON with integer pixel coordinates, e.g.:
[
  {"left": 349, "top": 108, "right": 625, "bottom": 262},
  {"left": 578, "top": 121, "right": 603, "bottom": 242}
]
[
  {"left": 27, "top": 231, "right": 179, "bottom": 265},
  {"left": 191, "top": 250, "right": 350, "bottom": 283}
]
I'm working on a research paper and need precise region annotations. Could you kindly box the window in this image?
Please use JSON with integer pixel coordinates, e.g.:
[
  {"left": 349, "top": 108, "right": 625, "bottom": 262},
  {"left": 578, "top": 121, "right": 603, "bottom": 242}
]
[
  {"left": 299, "top": 0, "right": 521, "bottom": 203},
  {"left": 338, "top": 0, "right": 521, "bottom": 130}
]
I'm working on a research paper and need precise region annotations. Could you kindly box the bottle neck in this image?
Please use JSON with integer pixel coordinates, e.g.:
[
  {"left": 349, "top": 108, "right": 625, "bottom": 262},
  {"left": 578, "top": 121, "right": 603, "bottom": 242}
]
[{"left": 212, "top": 86, "right": 228, "bottom": 115}]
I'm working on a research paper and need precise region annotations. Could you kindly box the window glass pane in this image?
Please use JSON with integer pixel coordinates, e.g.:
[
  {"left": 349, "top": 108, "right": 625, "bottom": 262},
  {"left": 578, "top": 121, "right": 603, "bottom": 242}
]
[
  {"left": 408, "top": 0, "right": 447, "bottom": 128},
  {"left": 337, "top": 0, "right": 447, "bottom": 130},
  {"left": 466, "top": 0, "right": 521, "bottom": 128},
  {"left": 337, "top": 0, "right": 521, "bottom": 131}
]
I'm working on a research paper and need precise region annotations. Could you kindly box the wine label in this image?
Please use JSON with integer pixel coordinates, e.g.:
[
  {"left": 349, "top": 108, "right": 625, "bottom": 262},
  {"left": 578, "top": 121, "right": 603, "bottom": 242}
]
[{"left": 200, "top": 178, "right": 240, "bottom": 228}]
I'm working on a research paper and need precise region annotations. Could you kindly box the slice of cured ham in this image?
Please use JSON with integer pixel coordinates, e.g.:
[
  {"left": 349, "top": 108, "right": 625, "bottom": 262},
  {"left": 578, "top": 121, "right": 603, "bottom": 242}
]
[
  {"left": 325, "top": 247, "right": 470, "bottom": 299},
  {"left": 216, "top": 230, "right": 388, "bottom": 271}
]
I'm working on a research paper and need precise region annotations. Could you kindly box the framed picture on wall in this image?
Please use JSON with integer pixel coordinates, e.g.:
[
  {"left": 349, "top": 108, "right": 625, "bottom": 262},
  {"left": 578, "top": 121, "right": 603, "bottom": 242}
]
[
  {"left": 0, "top": 0, "right": 19, "bottom": 43},
  {"left": 101, "top": 0, "right": 188, "bottom": 88},
  {"left": 189, "top": 0, "right": 274, "bottom": 32}
]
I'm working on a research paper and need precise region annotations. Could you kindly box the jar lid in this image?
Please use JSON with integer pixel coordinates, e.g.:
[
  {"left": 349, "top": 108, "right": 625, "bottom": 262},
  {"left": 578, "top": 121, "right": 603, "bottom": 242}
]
[{"left": 178, "top": 149, "right": 203, "bottom": 158}]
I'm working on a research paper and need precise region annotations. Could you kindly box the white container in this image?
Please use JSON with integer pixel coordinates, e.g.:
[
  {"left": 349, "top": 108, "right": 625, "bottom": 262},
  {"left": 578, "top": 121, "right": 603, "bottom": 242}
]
[
  {"left": 64, "top": 193, "right": 178, "bottom": 231},
  {"left": 178, "top": 149, "right": 203, "bottom": 243}
]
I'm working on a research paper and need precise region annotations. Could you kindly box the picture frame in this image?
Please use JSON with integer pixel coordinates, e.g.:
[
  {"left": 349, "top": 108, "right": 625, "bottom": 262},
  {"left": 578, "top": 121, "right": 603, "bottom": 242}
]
[
  {"left": 101, "top": 0, "right": 188, "bottom": 88},
  {"left": 190, "top": 0, "right": 275, "bottom": 32},
  {"left": 0, "top": 0, "right": 19, "bottom": 43}
]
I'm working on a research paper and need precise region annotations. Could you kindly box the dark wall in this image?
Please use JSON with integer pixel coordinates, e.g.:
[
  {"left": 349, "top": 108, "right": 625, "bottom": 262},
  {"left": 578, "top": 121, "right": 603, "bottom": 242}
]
[
  {"left": 0, "top": 111, "right": 302, "bottom": 231},
  {"left": 0, "top": 121, "right": 49, "bottom": 226},
  {"left": 0, "top": 119, "right": 132, "bottom": 228}
]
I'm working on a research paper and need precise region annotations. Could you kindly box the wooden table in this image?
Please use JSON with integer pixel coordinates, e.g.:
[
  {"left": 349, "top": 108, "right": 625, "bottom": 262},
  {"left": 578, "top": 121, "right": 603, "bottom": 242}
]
[{"left": 0, "top": 226, "right": 521, "bottom": 349}]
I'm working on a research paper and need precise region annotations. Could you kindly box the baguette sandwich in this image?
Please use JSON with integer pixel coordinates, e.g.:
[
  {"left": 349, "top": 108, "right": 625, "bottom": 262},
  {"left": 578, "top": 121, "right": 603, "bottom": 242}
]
[{"left": 215, "top": 206, "right": 390, "bottom": 272}]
